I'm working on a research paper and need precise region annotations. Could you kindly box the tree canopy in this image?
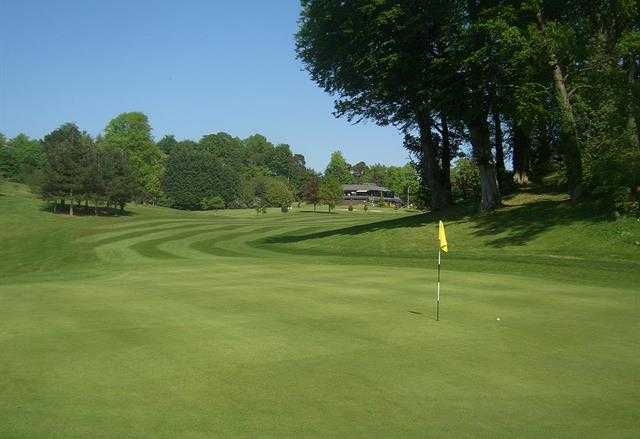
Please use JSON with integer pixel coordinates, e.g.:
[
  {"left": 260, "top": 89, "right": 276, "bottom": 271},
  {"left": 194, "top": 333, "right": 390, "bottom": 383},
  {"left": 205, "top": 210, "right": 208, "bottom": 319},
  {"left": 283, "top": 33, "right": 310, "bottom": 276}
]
[{"left": 297, "top": 0, "right": 640, "bottom": 213}]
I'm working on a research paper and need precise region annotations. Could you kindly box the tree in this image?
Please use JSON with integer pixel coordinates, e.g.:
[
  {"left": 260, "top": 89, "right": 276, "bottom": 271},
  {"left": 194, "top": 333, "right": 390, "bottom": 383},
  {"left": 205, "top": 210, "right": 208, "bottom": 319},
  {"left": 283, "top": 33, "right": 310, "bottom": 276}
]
[
  {"left": 303, "top": 174, "right": 321, "bottom": 211},
  {"left": 319, "top": 177, "right": 342, "bottom": 212},
  {"left": 200, "top": 195, "right": 225, "bottom": 211},
  {"left": 451, "top": 158, "right": 481, "bottom": 201},
  {"left": 324, "top": 151, "right": 351, "bottom": 184},
  {"left": 0, "top": 134, "right": 44, "bottom": 182},
  {"left": 157, "top": 135, "right": 178, "bottom": 156},
  {"left": 387, "top": 164, "right": 420, "bottom": 205},
  {"left": 266, "top": 178, "right": 295, "bottom": 212},
  {"left": 0, "top": 133, "right": 6, "bottom": 185},
  {"left": 243, "top": 134, "right": 274, "bottom": 169},
  {"left": 102, "top": 112, "right": 164, "bottom": 203},
  {"left": 351, "top": 161, "right": 368, "bottom": 183},
  {"left": 163, "top": 142, "right": 240, "bottom": 210},
  {"left": 41, "top": 123, "right": 93, "bottom": 215},
  {"left": 0, "top": 133, "right": 12, "bottom": 181},
  {"left": 297, "top": 1, "right": 458, "bottom": 210},
  {"left": 99, "top": 148, "right": 136, "bottom": 213},
  {"left": 266, "top": 144, "right": 294, "bottom": 178},
  {"left": 200, "top": 132, "right": 245, "bottom": 169},
  {"left": 289, "top": 153, "right": 310, "bottom": 198}
]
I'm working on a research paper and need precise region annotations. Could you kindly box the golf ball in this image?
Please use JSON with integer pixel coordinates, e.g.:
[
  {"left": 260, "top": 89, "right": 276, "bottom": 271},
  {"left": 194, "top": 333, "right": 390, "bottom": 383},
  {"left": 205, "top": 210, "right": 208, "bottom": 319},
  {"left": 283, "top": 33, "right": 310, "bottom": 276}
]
[{"left": 496, "top": 317, "right": 501, "bottom": 321}]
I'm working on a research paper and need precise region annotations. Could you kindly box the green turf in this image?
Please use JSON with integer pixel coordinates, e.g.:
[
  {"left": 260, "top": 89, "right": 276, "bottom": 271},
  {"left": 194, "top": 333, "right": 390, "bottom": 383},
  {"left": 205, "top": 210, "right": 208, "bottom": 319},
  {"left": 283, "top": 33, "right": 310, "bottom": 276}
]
[{"left": 1, "top": 182, "right": 639, "bottom": 438}]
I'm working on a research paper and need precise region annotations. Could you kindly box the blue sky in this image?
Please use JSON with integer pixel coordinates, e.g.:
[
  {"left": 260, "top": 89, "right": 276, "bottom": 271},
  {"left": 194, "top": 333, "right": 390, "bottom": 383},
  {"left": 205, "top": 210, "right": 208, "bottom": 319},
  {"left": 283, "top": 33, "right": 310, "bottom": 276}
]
[{"left": 0, "top": 0, "right": 409, "bottom": 171}]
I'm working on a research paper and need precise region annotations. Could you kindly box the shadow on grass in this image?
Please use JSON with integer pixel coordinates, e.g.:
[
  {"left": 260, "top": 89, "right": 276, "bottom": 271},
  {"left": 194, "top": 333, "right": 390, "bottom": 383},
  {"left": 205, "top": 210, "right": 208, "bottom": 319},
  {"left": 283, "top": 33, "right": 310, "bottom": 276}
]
[
  {"left": 263, "top": 203, "right": 473, "bottom": 244},
  {"left": 297, "top": 210, "right": 339, "bottom": 215},
  {"left": 470, "top": 199, "right": 609, "bottom": 247},
  {"left": 39, "top": 203, "right": 138, "bottom": 217},
  {"left": 263, "top": 195, "right": 610, "bottom": 248}
]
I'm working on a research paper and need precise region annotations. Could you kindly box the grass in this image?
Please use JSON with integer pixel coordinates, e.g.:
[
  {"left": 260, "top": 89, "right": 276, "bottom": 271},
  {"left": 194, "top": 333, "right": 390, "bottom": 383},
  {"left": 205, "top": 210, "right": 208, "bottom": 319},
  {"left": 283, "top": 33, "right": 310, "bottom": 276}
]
[{"left": 1, "top": 182, "right": 639, "bottom": 438}]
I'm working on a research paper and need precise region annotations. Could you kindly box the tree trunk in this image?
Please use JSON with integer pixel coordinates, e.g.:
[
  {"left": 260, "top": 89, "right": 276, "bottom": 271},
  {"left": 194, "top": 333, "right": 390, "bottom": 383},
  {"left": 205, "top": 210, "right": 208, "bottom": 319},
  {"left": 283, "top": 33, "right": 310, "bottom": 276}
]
[
  {"left": 534, "top": 119, "right": 552, "bottom": 177},
  {"left": 478, "top": 163, "right": 500, "bottom": 210},
  {"left": 440, "top": 113, "right": 453, "bottom": 203},
  {"left": 512, "top": 124, "right": 530, "bottom": 186},
  {"left": 470, "top": 117, "right": 501, "bottom": 211},
  {"left": 69, "top": 192, "right": 74, "bottom": 216},
  {"left": 627, "top": 57, "right": 640, "bottom": 148},
  {"left": 492, "top": 111, "right": 505, "bottom": 177},
  {"left": 536, "top": 10, "right": 582, "bottom": 201},
  {"left": 492, "top": 110, "right": 507, "bottom": 194},
  {"left": 417, "top": 110, "right": 448, "bottom": 210}
]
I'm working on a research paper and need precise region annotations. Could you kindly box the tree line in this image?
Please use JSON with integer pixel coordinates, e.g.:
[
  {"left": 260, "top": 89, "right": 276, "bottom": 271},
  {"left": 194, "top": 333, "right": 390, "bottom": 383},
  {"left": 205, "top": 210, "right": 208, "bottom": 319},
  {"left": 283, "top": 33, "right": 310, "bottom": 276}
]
[
  {"left": 296, "top": 0, "right": 640, "bottom": 213},
  {"left": 0, "top": 113, "right": 423, "bottom": 215}
]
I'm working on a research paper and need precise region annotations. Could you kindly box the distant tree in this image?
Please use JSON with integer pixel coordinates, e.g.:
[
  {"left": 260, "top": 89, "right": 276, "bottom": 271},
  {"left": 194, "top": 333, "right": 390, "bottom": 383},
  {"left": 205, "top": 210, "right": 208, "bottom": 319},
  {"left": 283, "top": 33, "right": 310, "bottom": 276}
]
[
  {"left": 7, "top": 134, "right": 44, "bottom": 182},
  {"left": 303, "top": 174, "right": 321, "bottom": 211},
  {"left": 0, "top": 133, "right": 6, "bottom": 185},
  {"left": 41, "top": 123, "right": 93, "bottom": 215},
  {"left": 363, "top": 163, "right": 390, "bottom": 187},
  {"left": 243, "top": 134, "right": 274, "bottom": 169},
  {"left": 266, "top": 178, "right": 295, "bottom": 212},
  {"left": 324, "top": 151, "right": 351, "bottom": 184},
  {"left": 289, "top": 153, "right": 310, "bottom": 197},
  {"left": 200, "top": 132, "right": 245, "bottom": 169},
  {"left": 351, "top": 161, "right": 368, "bottom": 183},
  {"left": 0, "top": 134, "right": 43, "bottom": 182},
  {"left": 387, "top": 164, "right": 420, "bottom": 204},
  {"left": 102, "top": 112, "right": 164, "bottom": 203},
  {"left": 200, "top": 195, "right": 225, "bottom": 211},
  {"left": 319, "top": 177, "right": 342, "bottom": 212},
  {"left": 266, "top": 144, "right": 294, "bottom": 178},
  {"left": 238, "top": 178, "right": 257, "bottom": 208},
  {"left": 451, "top": 158, "right": 481, "bottom": 201},
  {"left": 99, "top": 148, "right": 136, "bottom": 213},
  {"left": 157, "top": 135, "right": 178, "bottom": 156},
  {"left": 163, "top": 142, "right": 240, "bottom": 210}
]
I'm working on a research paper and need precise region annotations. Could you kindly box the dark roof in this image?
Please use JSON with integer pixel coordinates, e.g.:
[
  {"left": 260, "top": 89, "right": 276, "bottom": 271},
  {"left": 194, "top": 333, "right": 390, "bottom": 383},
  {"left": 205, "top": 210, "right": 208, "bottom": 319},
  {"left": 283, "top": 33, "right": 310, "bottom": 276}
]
[{"left": 343, "top": 183, "right": 392, "bottom": 192}]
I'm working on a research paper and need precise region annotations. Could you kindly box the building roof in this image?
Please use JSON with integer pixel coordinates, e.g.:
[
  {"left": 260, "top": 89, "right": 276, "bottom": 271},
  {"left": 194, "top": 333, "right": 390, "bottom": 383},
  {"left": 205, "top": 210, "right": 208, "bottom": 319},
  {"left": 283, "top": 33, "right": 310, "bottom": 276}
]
[{"left": 342, "top": 183, "right": 392, "bottom": 192}]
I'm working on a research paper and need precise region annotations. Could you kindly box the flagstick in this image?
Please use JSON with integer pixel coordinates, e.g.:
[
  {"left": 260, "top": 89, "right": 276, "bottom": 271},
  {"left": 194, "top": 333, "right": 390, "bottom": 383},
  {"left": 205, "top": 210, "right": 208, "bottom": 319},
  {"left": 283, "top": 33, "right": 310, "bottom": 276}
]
[{"left": 437, "top": 247, "right": 441, "bottom": 321}]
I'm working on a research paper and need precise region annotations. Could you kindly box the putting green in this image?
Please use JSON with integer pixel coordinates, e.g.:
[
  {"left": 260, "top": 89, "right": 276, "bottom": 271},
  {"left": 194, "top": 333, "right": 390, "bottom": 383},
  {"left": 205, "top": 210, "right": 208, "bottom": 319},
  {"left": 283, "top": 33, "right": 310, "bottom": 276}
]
[{"left": 1, "top": 183, "right": 639, "bottom": 438}]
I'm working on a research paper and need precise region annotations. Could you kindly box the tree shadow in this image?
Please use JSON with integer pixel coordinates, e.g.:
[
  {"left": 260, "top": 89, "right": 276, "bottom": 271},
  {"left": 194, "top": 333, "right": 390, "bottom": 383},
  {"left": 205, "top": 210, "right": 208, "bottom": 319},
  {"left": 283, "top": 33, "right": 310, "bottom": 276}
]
[
  {"left": 263, "top": 194, "right": 610, "bottom": 248},
  {"left": 469, "top": 198, "right": 609, "bottom": 248},
  {"left": 263, "top": 204, "right": 474, "bottom": 244},
  {"left": 38, "top": 203, "right": 138, "bottom": 217},
  {"left": 297, "top": 210, "right": 338, "bottom": 215}
]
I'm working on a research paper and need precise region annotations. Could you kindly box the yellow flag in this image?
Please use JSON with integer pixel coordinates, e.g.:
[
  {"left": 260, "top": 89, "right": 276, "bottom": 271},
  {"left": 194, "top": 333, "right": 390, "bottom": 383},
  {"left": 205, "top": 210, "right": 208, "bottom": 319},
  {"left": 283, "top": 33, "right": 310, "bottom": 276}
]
[{"left": 438, "top": 220, "right": 448, "bottom": 253}]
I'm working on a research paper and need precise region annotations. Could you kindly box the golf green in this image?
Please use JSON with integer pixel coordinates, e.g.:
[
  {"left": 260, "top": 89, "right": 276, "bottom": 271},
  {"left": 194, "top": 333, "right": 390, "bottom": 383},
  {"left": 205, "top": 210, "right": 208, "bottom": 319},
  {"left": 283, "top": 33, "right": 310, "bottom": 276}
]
[{"left": 1, "top": 183, "right": 639, "bottom": 438}]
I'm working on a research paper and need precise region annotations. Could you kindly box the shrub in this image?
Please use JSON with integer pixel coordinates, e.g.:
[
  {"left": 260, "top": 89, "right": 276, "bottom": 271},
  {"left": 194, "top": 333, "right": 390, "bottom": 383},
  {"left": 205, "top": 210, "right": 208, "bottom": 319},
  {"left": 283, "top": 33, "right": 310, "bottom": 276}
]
[
  {"left": 200, "top": 195, "right": 225, "bottom": 211},
  {"left": 451, "top": 158, "right": 481, "bottom": 201}
]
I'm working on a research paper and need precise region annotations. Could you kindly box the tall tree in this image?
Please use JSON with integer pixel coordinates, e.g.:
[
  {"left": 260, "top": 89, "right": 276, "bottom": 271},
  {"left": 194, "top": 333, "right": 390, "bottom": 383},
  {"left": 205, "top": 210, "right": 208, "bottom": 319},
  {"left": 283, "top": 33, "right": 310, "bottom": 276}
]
[
  {"left": 157, "top": 135, "right": 178, "bottom": 156},
  {"left": 324, "top": 151, "right": 351, "bottom": 184},
  {"left": 41, "top": 123, "right": 93, "bottom": 215},
  {"left": 102, "top": 112, "right": 164, "bottom": 203},
  {"left": 319, "top": 177, "right": 342, "bottom": 212},
  {"left": 266, "top": 178, "right": 295, "bottom": 212},
  {"left": 163, "top": 142, "right": 241, "bottom": 210},
  {"left": 99, "top": 147, "right": 136, "bottom": 213},
  {"left": 303, "top": 174, "right": 321, "bottom": 211}
]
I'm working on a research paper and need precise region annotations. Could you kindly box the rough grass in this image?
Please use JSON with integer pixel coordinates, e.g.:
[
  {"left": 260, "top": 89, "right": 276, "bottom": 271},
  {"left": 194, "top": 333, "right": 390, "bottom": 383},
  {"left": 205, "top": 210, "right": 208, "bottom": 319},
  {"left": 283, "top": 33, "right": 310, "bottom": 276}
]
[{"left": 1, "top": 182, "right": 639, "bottom": 438}]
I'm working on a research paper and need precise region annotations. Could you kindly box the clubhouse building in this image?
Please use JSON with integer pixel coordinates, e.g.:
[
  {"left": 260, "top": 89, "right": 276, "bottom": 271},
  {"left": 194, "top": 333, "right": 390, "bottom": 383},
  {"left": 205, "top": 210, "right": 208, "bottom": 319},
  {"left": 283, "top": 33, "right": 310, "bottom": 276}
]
[{"left": 342, "top": 184, "right": 402, "bottom": 205}]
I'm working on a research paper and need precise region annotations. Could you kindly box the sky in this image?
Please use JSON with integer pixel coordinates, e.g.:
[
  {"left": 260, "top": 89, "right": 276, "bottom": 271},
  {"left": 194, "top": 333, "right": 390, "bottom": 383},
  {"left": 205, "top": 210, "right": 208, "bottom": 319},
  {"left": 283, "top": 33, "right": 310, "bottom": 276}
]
[{"left": 0, "top": 0, "right": 409, "bottom": 171}]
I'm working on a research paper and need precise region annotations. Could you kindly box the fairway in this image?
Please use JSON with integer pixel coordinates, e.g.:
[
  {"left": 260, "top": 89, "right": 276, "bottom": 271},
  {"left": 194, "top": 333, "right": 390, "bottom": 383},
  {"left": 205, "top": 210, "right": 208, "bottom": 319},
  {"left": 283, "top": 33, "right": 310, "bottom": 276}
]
[{"left": 1, "top": 184, "right": 639, "bottom": 438}]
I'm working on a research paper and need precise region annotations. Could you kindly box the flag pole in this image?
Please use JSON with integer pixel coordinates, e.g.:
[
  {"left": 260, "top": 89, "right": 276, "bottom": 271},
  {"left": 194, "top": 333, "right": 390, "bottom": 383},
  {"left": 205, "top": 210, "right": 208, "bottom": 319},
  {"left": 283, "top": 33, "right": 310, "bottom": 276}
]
[{"left": 437, "top": 247, "right": 441, "bottom": 321}]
